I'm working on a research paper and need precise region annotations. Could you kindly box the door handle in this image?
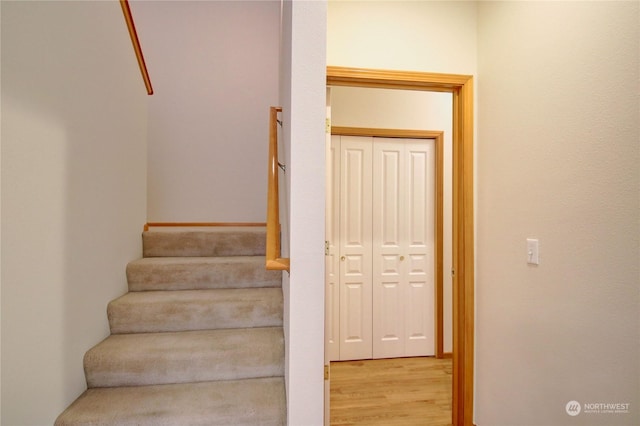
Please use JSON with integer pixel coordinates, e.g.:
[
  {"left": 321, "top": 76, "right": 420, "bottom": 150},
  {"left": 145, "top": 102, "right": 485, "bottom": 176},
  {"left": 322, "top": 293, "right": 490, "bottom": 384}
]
[
  {"left": 341, "top": 256, "right": 346, "bottom": 261},
  {"left": 400, "top": 255, "right": 405, "bottom": 261}
]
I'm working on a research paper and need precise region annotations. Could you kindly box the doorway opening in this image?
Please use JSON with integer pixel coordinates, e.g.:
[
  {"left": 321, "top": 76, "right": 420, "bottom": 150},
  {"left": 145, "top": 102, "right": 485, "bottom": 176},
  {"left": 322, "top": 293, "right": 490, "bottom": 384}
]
[{"left": 326, "top": 66, "right": 474, "bottom": 425}]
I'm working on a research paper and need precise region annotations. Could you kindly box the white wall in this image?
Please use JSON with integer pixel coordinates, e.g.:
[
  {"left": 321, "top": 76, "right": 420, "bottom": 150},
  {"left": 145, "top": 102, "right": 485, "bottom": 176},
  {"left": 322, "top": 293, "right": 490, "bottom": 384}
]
[
  {"left": 328, "top": 0, "right": 477, "bottom": 74},
  {"left": 331, "top": 86, "right": 454, "bottom": 353},
  {"left": 1, "top": 1, "right": 148, "bottom": 424},
  {"left": 131, "top": 1, "right": 280, "bottom": 223},
  {"left": 279, "top": 1, "right": 293, "bottom": 419},
  {"left": 280, "top": 0, "right": 327, "bottom": 423},
  {"left": 476, "top": 2, "right": 639, "bottom": 425}
]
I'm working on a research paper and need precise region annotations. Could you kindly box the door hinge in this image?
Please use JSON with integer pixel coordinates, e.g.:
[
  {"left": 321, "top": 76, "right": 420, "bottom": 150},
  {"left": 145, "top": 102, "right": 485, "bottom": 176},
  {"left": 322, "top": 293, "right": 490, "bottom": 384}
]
[
  {"left": 324, "top": 365, "right": 330, "bottom": 381},
  {"left": 325, "top": 118, "right": 331, "bottom": 134},
  {"left": 325, "top": 240, "right": 330, "bottom": 256}
]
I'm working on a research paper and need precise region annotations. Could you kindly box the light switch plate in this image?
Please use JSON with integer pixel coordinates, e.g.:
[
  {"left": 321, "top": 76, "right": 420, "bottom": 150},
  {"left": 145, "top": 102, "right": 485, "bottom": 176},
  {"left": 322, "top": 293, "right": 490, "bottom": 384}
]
[{"left": 527, "top": 238, "right": 539, "bottom": 265}]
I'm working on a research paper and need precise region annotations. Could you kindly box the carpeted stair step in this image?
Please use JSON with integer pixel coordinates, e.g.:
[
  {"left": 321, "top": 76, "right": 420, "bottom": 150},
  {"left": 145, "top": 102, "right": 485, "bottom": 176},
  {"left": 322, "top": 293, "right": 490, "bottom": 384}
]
[
  {"left": 108, "top": 288, "right": 283, "bottom": 334},
  {"left": 54, "top": 377, "right": 286, "bottom": 426},
  {"left": 84, "top": 327, "right": 284, "bottom": 387},
  {"left": 56, "top": 226, "right": 287, "bottom": 424},
  {"left": 126, "top": 256, "right": 280, "bottom": 291},
  {"left": 143, "top": 228, "right": 266, "bottom": 258}
]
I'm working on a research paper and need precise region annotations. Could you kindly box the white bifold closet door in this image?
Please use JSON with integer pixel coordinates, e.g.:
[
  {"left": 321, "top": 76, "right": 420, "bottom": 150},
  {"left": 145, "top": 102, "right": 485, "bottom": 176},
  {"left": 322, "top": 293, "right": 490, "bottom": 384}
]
[
  {"left": 329, "top": 135, "right": 435, "bottom": 361},
  {"left": 337, "top": 136, "right": 373, "bottom": 361},
  {"left": 372, "top": 139, "right": 435, "bottom": 359}
]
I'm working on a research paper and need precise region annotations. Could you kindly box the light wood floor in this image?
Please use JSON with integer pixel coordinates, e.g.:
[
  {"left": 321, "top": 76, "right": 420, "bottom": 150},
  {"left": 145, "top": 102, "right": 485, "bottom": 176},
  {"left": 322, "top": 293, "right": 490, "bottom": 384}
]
[{"left": 329, "top": 357, "right": 452, "bottom": 426}]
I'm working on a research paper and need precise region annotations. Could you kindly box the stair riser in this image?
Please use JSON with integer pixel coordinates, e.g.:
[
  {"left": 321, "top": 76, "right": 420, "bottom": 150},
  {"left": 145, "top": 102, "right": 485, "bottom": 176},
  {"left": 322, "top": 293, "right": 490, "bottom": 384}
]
[
  {"left": 108, "top": 289, "right": 283, "bottom": 334},
  {"left": 85, "top": 328, "right": 284, "bottom": 388},
  {"left": 127, "top": 257, "right": 281, "bottom": 291},
  {"left": 143, "top": 230, "right": 266, "bottom": 257}
]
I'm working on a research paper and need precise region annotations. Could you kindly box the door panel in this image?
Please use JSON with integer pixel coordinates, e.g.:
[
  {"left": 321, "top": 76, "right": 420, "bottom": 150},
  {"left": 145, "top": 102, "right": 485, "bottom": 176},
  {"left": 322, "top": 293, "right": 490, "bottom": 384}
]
[
  {"left": 373, "top": 139, "right": 435, "bottom": 358},
  {"left": 344, "top": 280, "right": 365, "bottom": 340},
  {"left": 405, "top": 280, "right": 431, "bottom": 355},
  {"left": 404, "top": 141, "right": 435, "bottom": 356},
  {"left": 408, "top": 150, "right": 427, "bottom": 244},
  {"left": 373, "top": 141, "right": 405, "bottom": 358},
  {"left": 339, "top": 136, "right": 372, "bottom": 361},
  {"left": 380, "top": 281, "right": 402, "bottom": 345}
]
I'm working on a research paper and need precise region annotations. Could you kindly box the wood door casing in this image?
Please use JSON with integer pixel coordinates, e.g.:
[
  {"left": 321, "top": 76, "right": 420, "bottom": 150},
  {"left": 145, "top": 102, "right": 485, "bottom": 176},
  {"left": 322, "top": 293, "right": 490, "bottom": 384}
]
[{"left": 327, "top": 67, "right": 474, "bottom": 425}]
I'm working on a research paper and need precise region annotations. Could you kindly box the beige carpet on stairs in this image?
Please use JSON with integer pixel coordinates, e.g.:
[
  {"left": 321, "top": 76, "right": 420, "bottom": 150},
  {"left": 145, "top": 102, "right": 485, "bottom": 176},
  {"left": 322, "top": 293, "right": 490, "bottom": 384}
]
[{"left": 55, "top": 227, "right": 286, "bottom": 426}]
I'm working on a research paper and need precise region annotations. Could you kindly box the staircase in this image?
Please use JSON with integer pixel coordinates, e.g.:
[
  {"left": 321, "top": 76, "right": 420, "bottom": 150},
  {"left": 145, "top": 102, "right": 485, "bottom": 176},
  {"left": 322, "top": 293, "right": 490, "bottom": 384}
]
[{"left": 56, "top": 227, "right": 286, "bottom": 426}]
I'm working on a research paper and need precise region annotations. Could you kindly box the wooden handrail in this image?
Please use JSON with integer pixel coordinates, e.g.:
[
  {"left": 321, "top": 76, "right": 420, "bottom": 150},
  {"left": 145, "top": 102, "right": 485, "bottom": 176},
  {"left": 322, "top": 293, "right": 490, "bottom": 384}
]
[
  {"left": 266, "top": 107, "right": 290, "bottom": 272},
  {"left": 120, "top": 0, "right": 153, "bottom": 95}
]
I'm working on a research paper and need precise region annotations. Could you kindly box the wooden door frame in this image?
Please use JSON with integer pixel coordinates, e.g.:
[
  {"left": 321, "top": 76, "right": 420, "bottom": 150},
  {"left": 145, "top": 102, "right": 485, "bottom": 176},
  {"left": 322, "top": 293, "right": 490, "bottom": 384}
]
[
  {"left": 331, "top": 127, "right": 447, "bottom": 359},
  {"left": 327, "top": 66, "right": 474, "bottom": 426}
]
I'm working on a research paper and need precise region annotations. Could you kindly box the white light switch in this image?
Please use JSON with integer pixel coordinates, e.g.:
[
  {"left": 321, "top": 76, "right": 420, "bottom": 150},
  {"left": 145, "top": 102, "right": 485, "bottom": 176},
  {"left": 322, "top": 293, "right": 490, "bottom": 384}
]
[{"left": 527, "top": 238, "right": 539, "bottom": 265}]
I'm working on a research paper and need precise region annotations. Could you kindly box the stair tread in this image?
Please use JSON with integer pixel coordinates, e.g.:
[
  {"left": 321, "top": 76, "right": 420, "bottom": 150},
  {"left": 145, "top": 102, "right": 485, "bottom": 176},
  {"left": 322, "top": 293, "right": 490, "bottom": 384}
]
[
  {"left": 85, "top": 327, "right": 284, "bottom": 387},
  {"left": 108, "top": 288, "right": 283, "bottom": 333},
  {"left": 127, "top": 256, "right": 281, "bottom": 291},
  {"left": 54, "top": 377, "right": 285, "bottom": 426}
]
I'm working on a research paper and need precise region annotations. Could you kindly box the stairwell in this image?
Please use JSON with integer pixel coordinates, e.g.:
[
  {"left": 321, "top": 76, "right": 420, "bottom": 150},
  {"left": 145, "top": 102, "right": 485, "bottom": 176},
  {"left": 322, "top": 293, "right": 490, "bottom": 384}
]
[{"left": 56, "top": 227, "right": 286, "bottom": 425}]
